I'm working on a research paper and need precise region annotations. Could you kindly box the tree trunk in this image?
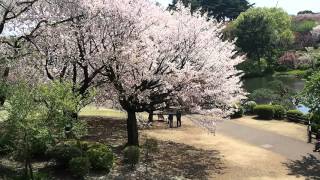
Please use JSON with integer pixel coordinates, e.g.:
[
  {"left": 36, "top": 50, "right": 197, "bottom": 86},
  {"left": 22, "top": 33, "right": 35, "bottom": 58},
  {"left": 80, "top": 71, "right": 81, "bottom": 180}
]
[
  {"left": 148, "top": 110, "right": 153, "bottom": 123},
  {"left": 0, "top": 67, "right": 9, "bottom": 106},
  {"left": 126, "top": 110, "right": 139, "bottom": 146}
]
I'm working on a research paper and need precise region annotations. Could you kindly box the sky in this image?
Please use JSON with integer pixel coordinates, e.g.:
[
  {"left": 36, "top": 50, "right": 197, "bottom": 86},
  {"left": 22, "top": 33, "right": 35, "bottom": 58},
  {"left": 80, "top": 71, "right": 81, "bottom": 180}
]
[{"left": 156, "top": 0, "right": 320, "bottom": 15}]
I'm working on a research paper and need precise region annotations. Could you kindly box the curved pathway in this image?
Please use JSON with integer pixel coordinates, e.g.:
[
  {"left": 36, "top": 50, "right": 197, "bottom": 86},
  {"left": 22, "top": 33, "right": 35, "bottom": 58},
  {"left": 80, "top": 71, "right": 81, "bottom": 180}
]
[{"left": 215, "top": 119, "right": 320, "bottom": 160}]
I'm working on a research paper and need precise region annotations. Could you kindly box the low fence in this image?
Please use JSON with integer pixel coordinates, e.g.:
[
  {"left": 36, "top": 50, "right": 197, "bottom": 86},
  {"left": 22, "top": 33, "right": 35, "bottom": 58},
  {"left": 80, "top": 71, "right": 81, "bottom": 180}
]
[
  {"left": 285, "top": 114, "right": 317, "bottom": 138},
  {"left": 286, "top": 114, "right": 308, "bottom": 125}
]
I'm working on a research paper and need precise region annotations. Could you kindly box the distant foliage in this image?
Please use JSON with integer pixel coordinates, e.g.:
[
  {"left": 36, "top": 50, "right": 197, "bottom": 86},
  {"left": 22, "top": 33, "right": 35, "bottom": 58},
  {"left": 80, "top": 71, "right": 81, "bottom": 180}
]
[
  {"left": 249, "top": 89, "right": 275, "bottom": 104},
  {"left": 291, "top": 20, "right": 317, "bottom": 33},
  {"left": 298, "top": 10, "right": 315, "bottom": 15},
  {"left": 278, "top": 51, "right": 313, "bottom": 69},
  {"left": 278, "top": 51, "right": 299, "bottom": 68},
  {"left": 230, "top": 7, "right": 294, "bottom": 70},
  {"left": 169, "top": 0, "right": 252, "bottom": 22}
]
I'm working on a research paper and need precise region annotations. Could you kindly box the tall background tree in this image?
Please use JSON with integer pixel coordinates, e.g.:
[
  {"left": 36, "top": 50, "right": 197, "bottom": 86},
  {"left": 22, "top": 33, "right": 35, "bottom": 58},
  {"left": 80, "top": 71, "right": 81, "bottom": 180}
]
[
  {"left": 228, "top": 8, "right": 294, "bottom": 74},
  {"left": 169, "top": 0, "right": 252, "bottom": 22}
]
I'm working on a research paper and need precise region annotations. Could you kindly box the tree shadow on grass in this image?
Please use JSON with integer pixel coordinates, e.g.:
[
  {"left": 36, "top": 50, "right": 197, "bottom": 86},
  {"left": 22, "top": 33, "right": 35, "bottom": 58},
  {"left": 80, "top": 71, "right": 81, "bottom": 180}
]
[
  {"left": 284, "top": 154, "right": 320, "bottom": 180},
  {"left": 82, "top": 116, "right": 225, "bottom": 179},
  {"left": 111, "top": 140, "right": 225, "bottom": 180}
]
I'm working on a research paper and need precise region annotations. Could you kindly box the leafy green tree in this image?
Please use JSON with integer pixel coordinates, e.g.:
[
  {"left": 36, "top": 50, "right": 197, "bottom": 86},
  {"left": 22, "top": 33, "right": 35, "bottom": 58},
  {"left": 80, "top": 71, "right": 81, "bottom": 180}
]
[
  {"left": 230, "top": 8, "right": 294, "bottom": 70},
  {"left": 2, "top": 81, "right": 90, "bottom": 179},
  {"left": 169, "top": 0, "right": 252, "bottom": 21},
  {"left": 300, "top": 71, "right": 320, "bottom": 113},
  {"left": 4, "top": 83, "right": 44, "bottom": 179}
]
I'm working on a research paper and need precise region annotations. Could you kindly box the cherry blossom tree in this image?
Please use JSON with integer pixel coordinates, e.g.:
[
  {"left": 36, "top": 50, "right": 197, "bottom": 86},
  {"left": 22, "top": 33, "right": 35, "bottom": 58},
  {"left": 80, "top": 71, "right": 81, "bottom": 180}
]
[
  {"left": 93, "top": 1, "right": 246, "bottom": 145},
  {"left": 7, "top": 0, "right": 246, "bottom": 146},
  {"left": 0, "top": 0, "right": 84, "bottom": 105}
]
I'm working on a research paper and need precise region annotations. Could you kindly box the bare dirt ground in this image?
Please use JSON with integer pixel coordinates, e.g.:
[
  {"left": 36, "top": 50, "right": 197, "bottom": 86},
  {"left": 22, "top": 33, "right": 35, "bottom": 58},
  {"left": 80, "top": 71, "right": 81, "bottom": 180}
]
[
  {"left": 144, "top": 118, "right": 306, "bottom": 180},
  {"left": 233, "top": 116, "right": 307, "bottom": 142},
  {"left": 1, "top": 113, "right": 318, "bottom": 179}
]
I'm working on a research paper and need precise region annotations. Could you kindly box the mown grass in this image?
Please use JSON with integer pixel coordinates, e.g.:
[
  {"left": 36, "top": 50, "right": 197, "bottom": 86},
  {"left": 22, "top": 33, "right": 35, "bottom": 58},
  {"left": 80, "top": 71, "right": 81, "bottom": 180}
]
[
  {"left": 274, "top": 70, "right": 307, "bottom": 77},
  {"left": 79, "top": 106, "right": 127, "bottom": 118},
  {"left": 79, "top": 106, "right": 151, "bottom": 120}
]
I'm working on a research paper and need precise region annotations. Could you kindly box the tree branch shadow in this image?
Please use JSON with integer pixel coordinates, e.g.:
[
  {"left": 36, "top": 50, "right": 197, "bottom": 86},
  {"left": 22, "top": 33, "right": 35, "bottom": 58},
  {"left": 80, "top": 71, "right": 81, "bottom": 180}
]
[{"left": 284, "top": 154, "right": 320, "bottom": 180}]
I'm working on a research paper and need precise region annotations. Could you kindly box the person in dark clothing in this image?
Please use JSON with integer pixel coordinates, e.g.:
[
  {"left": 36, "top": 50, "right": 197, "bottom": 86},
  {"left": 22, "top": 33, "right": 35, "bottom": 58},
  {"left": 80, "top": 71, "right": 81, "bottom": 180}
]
[
  {"left": 308, "top": 121, "right": 312, "bottom": 143},
  {"left": 176, "top": 111, "right": 182, "bottom": 127},
  {"left": 315, "top": 130, "right": 320, "bottom": 152},
  {"left": 168, "top": 114, "right": 174, "bottom": 128}
]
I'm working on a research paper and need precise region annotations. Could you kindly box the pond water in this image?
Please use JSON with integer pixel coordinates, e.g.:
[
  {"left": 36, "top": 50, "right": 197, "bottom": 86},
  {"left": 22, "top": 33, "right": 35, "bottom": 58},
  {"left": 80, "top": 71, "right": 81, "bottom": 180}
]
[{"left": 243, "top": 75, "right": 309, "bottom": 113}]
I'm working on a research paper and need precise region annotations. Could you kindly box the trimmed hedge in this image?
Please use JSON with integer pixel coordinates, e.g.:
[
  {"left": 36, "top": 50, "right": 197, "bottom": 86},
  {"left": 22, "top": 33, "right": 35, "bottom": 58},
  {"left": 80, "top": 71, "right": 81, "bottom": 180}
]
[
  {"left": 273, "top": 105, "right": 285, "bottom": 119},
  {"left": 254, "top": 105, "right": 274, "bottom": 120},
  {"left": 286, "top": 110, "right": 304, "bottom": 122}
]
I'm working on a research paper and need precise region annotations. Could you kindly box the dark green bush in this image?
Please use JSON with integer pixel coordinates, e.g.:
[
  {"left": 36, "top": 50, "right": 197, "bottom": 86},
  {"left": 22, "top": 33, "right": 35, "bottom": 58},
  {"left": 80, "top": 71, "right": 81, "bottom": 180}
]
[
  {"left": 310, "top": 113, "right": 320, "bottom": 124},
  {"left": 30, "top": 137, "right": 49, "bottom": 158},
  {"left": 243, "top": 101, "right": 257, "bottom": 114},
  {"left": 87, "top": 143, "right": 114, "bottom": 171},
  {"left": 124, "top": 146, "right": 140, "bottom": 168},
  {"left": 287, "top": 110, "right": 304, "bottom": 117},
  {"left": 47, "top": 143, "right": 82, "bottom": 166},
  {"left": 254, "top": 105, "right": 275, "bottom": 120},
  {"left": 69, "top": 156, "right": 91, "bottom": 178},
  {"left": 311, "top": 123, "right": 320, "bottom": 133},
  {"left": 310, "top": 113, "right": 320, "bottom": 132},
  {"left": 273, "top": 105, "right": 286, "bottom": 119},
  {"left": 0, "top": 133, "right": 13, "bottom": 155}
]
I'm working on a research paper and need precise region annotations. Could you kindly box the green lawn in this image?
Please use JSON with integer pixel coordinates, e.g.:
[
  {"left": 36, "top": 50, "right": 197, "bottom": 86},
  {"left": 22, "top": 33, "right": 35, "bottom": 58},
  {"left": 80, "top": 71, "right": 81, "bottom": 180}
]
[
  {"left": 80, "top": 106, "right": 151, "bottom": 121},
  {"left": 274, "top": 70, "right": 307, "bottom": 77},
  {"left": 79, "top": 106, "right": 127, "bottom": 118}
]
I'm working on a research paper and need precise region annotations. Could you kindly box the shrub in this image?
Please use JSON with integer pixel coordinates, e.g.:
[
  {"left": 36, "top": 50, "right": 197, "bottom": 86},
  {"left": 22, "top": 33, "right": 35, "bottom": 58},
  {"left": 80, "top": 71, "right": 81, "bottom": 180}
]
[
  {"left": 243, "top": 101, "right": 257, "bottom": 114},
  {"left": 311, "top": 123, "right": 320, "bottom": 133},
  {"left": 254, "top": 105, "right": 275, "bottom": 120},
  {"left": 47, "top": 143, "right": 82, "bottom": 166},
  {"left": 30, "top": 135, "right": 51, "bottom": 158},
  {"left": 124, "top": 146, "right": 140, "bottom": 168},
  {"left": 249, "top": 89, "right": 275, "bottom": 104},
  {"left": 0, "top": 133, "right": 13, "bottom": 155},
  {"left": 310, "top": 113, "right": 320, "bottom": 132},
  {"left": 69, "top": 157, "right": 91, "bottom": 178},
  {"left": 87, "top": 143, "right": 114, "bottom": 172},
  {"left": 273, "top": 105, "right": 286, "bottom": 119},
  {"left": 230, "top": 104, "right": 244, "bottom": 119},
  {"left": 286, "top": 110, "right": 305, "bottom": 122}
]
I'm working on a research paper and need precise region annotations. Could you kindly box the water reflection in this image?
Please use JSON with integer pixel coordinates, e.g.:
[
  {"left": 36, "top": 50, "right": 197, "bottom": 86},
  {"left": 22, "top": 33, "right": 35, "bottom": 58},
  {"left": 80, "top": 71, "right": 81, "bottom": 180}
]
[{"left": 243, "top": 75, "right": 309, "bottom": 113}]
